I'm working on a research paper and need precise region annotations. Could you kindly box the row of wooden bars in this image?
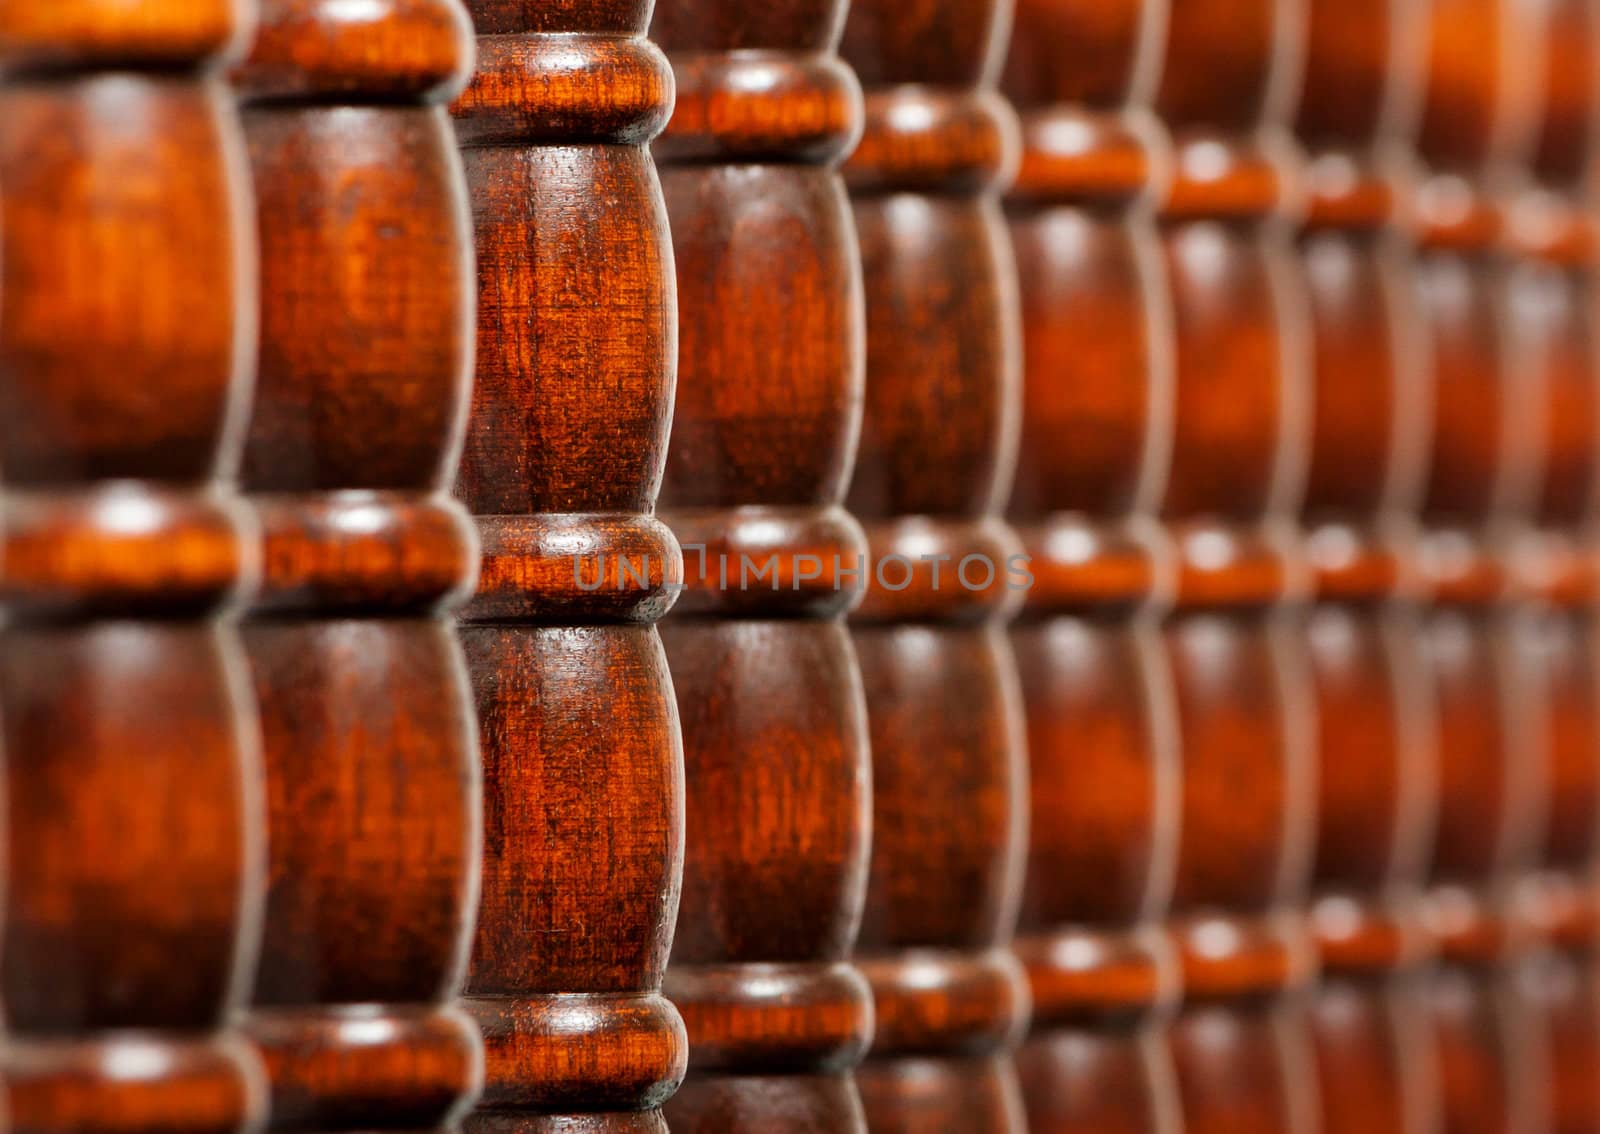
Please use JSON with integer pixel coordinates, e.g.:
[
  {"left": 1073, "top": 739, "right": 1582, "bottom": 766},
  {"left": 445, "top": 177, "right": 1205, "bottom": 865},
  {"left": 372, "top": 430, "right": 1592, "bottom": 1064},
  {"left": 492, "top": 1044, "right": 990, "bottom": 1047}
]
[{"left": 1, "top": 0, "right": 1596, "bottom": 1132}]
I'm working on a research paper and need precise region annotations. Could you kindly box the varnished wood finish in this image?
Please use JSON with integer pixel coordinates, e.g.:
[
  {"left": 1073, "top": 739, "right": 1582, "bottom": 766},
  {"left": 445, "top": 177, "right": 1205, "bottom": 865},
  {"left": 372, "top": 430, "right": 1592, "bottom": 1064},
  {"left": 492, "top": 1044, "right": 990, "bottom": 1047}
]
[
  {"left": 1292, "top": 2, "right": 1439, "bottom": 1132},
  {"left": 838, "top": 2, "right": 1031, "bottom": 1131},
  {"left": 232, "top": 2, "right": 484, "bottom": 1129},
  {"left": 1151, "top": 1, "right": 1319, "bottom": 1131},
  {"left": 1505, "top": 2, "right": 1600, "bottom": 1131},
  {"left": 452, "top": 2, "right": 687, "bottom": 1129},
  {"left": 1409, "top": 1, "right": 1548, "bottom": 1131},
  {"left": 650, "top": 2, "right": 874, "bottom": 1130},
  {"left": 20, "top": 0, "right": 1600, "bottom": 1127},
  {"left": 0, "top": 3, "right": 268, "bottom": 1131},
  {"left": 1001, "top": 2, "right": 1183, "bottom": 1132}
]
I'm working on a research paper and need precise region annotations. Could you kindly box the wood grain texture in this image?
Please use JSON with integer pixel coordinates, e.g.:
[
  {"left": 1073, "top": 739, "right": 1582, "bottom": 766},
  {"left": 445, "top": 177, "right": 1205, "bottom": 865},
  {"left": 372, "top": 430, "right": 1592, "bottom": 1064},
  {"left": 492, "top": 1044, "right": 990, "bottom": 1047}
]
[
  {"left": 232, "top": 2, "right": 484, "bottom": 1130},
  {"left": 1001, "top": 2, "right": 1184, "bottom": 1131},
  {"left": 453, "top": 1, "right": 688, "bottom": 1129},
  {"left": 1151, "top": 0, "right": 1320, "bottom": 1131},
  {"left": 1292, "top": 2, "right": 1440, "bottom": 1131},
  {"left": 838, "top": 2, "right": 1031, "bottom": 1131},
  {"left": 1408, "top": 0, "right": 1547, "bottom": 1131},
  {"left": 0, "top": 2, "right": 268, "bottom": 1131},
  {"left": 650, "top": 2, "right": 874, "bottom": 1130},
  {"left": 1503, "top": 2, "right": 1600, "bottom": 1131}
]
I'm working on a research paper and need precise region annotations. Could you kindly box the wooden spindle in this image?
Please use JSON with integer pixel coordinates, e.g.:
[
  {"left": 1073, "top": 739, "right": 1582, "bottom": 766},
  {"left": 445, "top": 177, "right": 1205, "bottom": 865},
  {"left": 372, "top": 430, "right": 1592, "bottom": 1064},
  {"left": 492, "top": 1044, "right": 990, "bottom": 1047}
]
[
  {"left": 837, "top": 1, "right": 1031, "bottom": 1130},
  {"left": 1504, "top": 1, "right": 1600, "bottom": 1130},
  {"left": 231, "top": 3, "right": 484, "bottom": 1130},
  {"left": 1409, "top": 0, "right": 1545, "bottom": 1130},
  {"left": 1150, "top": 1, "right": 1320, "bottom": 1130},
  {"left": 1291, "top": 2, "right": 1440, "bottom": 1132},
  {"left": 1001, "top": 2, "right": 1183, "bottom": 1131},
  {"left": 452, "top": 2, "right": 688, "bottom": 1128},
  {"left": 649, "top": 2, "right": 874, "bottom": 1129},
  {"left": 0, "top": 2, "right": 268, "bottom": 1131}
]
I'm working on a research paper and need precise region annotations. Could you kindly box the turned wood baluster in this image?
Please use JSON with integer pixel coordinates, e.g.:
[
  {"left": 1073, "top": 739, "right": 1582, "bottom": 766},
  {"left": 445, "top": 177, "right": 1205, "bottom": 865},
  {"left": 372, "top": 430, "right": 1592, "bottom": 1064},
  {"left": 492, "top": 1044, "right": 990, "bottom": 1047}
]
[
  {"left": 1000, "top": 2, "right": 1183, "bottom": 1132},
  {"left": 231, "top": 3, "right": 484, "bottom": 1130},
  {"left": 836, "top": 2, "right": 1030, "bottom": 1130},
  {"left": 1291, "top": 2, "right": 1440, "bottom": 1132},
  {"left": 1408, "top": 1, "right": 1547, "bottom": 1131},
  {"left": 1151, "top": 1, "right": 1320, "bottom": 1131},
  {"left": 1504, "top": 1, "right": 1600, "bottom": 1130},
  {"left": 649, "top": 2, "right": 874, "bottom": 1130},
  {"left": 0, "top": 2, "right": 268, "bottom": 1131},
  {"left": 451, "top": 2, "right": 688, "bottom": 1129}
]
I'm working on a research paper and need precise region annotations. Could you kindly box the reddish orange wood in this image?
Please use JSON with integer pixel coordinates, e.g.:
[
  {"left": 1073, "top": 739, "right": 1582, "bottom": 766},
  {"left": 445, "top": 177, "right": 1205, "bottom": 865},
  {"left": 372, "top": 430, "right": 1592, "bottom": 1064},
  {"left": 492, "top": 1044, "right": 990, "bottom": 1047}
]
[
  {"left": 838, "top": 1, "right": 1031, "bottom": 1130},
  {"left": 1409, "top": 1, "right": 1546, "bottom": 1131},
  {"left": 0, "top": 3, "right": 268, "bottom": 1131},
  {"left": 452, "top": 1, "right": 688, "bottom": 1129},
  {"left": 232, "top": 2, "right": 484, "bottom": 1129},
  {"left": 1001, "top": 2, "right": 1183, "bottom": 1131},
  {"left": 1150, "top": 1, "right": 1319, "bottom": 1130},
  {"left": 1504, "top": 2, "right": 1600, "bottom": 1131},
  {"left": 650, "top": 2, "right": 875, "bottom": 1130},
  {"left": 1291, "top": 2, "right": 1440, "bottom": 1132}
]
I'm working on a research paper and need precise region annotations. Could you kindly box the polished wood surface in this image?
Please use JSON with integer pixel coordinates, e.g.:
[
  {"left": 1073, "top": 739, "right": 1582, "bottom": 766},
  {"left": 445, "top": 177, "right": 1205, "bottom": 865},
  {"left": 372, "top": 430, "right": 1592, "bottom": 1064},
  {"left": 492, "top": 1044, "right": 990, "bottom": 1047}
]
[
  {"left": 0, "top": 2, "right": 268, "bottom": 1130},
  {"left": 650, "top": 1, "right": 874, "bottom": 1130},
  {"left": 1505, "top": 2, "right": 1600, "bottom": 1131},
  {"left": 16, "top": 0, "right": 1600, "bottom": 1127},
  {"left": 1002, "top": 1, "right": 1183, "bottom": 1131},
  {"left": 452, "top": 1, "right": 688, "bottom": 1129},
  {"left": 1151, "top": 0, "right": 1318, "bottom": 1130},
  {"left": 839, "top": 1, "right": 1031, "bottom": 1130},
  {"left": 233, "top": 1, "right": 484, "bottom": 1129},
  {"left": 1292, "top": 2, "right": 1438, "bottom": 1132}
]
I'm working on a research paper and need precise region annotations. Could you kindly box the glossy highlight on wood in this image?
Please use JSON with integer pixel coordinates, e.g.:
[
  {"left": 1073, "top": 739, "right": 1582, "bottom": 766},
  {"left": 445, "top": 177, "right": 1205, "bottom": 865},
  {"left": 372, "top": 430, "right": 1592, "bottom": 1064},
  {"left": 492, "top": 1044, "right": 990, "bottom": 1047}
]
[
  {"left": 651, "top": 1, "right": 875, "bottom": 1130},
  {"left": 453, "top": 1, "right": 688, "bottom": 1129},
  {"left": 839, "top": 1, "right": 1031, "bottom": 1131},
  {"left": 0, "top": 1, "right": 267, "bottom": 1131},
  {"left": 1002, "top": 1, "right": 1184, "bottom": 1131}
]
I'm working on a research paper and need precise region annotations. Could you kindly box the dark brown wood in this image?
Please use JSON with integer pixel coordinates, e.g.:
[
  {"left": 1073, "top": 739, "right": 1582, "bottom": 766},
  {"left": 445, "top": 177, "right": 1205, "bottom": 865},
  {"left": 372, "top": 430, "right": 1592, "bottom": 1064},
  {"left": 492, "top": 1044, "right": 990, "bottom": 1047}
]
[
  {"left": 232, "top": 2, "right": 484, "bottom": 1130},
  {"left": 1150, "top": 1, "right": 1319, "bottom": 1131},
  {"left": 1291, "top": 2, "right": 1440, "bottom": 1132},
  {"left": 649, "top": 2, "right": 874, "bottom": 1130},
  {"left": 1409, "top": 1, "right": 1545, "bottom": 1131},
  {"left": 1001, "top": 2, "right": 1183, "bottom": 1132},
  {"left": 0, "top": 3, "right": 269, "bottom": 1131},
  {"left": 452, "top": 2, "right": 688, "bottom": 1129},
  {"left": 838, "top": 2, "right": 1031, "bottom": 1131},
  {"left": 1504, "top": 2, "right": 1600, "bottom": 1131}
]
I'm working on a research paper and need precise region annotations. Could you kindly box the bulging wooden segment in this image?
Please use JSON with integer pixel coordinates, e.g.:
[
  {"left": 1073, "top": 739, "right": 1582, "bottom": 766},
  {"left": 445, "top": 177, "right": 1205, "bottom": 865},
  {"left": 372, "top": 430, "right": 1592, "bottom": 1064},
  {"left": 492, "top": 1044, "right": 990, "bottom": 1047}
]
[
  {"left": 1504, "top": 2, "right": 1600, "bottom": 1132},
  {"left": 1151, "top": 0, "right": 1319, "bottom": 1131},
  {"left": 233, "top": 4, "right": 484, "bottom": 1130},
  {"left": 651, "top": 2, "right": 875, "bottom": 1130},
  {"left": 1292, "top": 2, "right": 1440, "bottom": 1132},
  {"left": 0, "top": 1, "right": 267, "bottom": 1131},
  {"left": 1407, "top": 0, "right": 1548, "bottom": 1131},
  {"left": 452, "top": 1, "right": 687, "bottom": 1130},
  {"left": 1001, "top": 1, "right": 1184, "bottom": 1131},
  {"left": 838, "top": 1, "right": 1031, "bottom": 1131}
]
